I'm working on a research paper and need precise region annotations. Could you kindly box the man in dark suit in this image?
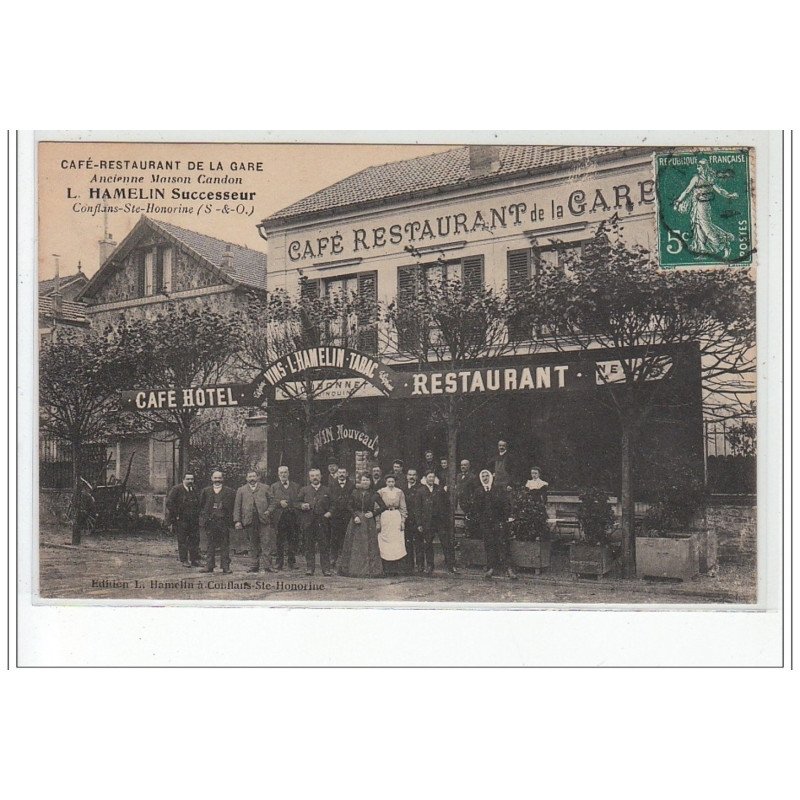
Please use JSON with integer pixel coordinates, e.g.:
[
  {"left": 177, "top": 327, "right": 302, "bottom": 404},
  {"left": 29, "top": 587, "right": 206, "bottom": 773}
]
[
  {"left": 298, "top": 468, "right": 333, "bottom": 576},
  {"left": 234, "top": 470, "right": 277, "bottom": 573},
  {"left": 403, "top": 468, "right": 423, "bottom": 574},
  {"left": 421, "top": 450, "right": 439, "bottom": 485},
  {"left": 455, "top": 459, "right": 480, "bottom": 537},
  {"left": 271, "top": 465, "right": 301, "bottom": 570},
  {"left": 165, "top": 472, "right": 201, "bottom": 567},
  {"left": 199, "top": 470, "right": 237, "bottom": 574},
  {"left": 326, "top": 461, "right": 340, "bottom": 488},
  {"left": 488, "top": 439, "right": 519, "bottom": 490},
  {"left": 370, "top": 465, "right": 386, "bottom": 492},
  {"left": 328, "top": 467, "right": 355, "bottom": 568},
  {"left": 473, "top": 470, "right": 517, "bottom": 580},
  {"left": 390, "top": 460, "right": 408, "bottom": 492},
  {"left": 417, "top": 470, "right": 458, "bottom": 575}
]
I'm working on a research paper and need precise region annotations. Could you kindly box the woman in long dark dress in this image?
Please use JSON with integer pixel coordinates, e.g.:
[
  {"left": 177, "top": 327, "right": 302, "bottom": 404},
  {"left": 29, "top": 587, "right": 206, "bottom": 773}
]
[
  {"left": 524, "top": 466, "right": 550, "bottom": 540},
  {"left": 337, "top": 474, "right": 387, "bottom": 577}
]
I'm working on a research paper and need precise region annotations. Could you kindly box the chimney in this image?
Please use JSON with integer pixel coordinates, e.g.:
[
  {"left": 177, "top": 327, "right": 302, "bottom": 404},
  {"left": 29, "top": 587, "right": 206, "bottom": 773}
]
[
  {"left": 99, "top": 231, "right": 117, "bottom": 266},
  {"left": 221, "top": 244, "right": 233, "bottom": 270},
  {"left": 469, "top": 145, "right": 501, "bottom": 176},
  {"left": 51, "top": 254, "right": 63, "bottom": 315}
]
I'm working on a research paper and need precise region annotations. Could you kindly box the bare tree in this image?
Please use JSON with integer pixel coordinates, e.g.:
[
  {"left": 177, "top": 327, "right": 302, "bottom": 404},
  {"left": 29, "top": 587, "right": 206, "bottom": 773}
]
[
  {"left": 236, "top": 280, "right": 379, "bottom": 473},
  {"left": 39, "top": 328, "right": 128, "bottom": 544},
  {"left": 383, "top": 260, "right": 518, "bottom": 521},
  {"left": 521, "top": 220, "right": 755, "bottom": 575},
  {"left": 105, "top": 303, "right": 244, "bottom": 476}
]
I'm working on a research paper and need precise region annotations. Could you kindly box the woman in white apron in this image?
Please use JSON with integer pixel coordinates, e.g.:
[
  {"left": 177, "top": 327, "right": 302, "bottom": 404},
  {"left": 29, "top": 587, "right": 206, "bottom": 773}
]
[{"left": 377, "top": 475, "right": 408, "bottom": 575}]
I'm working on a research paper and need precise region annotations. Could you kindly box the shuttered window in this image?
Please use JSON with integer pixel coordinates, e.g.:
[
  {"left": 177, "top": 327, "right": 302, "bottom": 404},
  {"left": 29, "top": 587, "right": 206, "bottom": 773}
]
[
  {"left": 323, "top": 271, "right": 378, "bottom": 352},
  {"left": 396, "top": 264, "right": 422, "bottom": 352},
  {"left": 461, "top": 254, "right": 484, "bottom": 293},
  {"left": 357, "top": 271, "right": 378, "bottom": 353},
  {"left": 136, "top": 251, "right": 146, "bottom": 297},
  {"left": 298, "top": 276, "right": 321, "bottom": 345},
  {"left": 156, "top": 246, "right": 173, "bottom": 292},
  {"left": 300, "top": 276, "right": 320, "bottom": 300},
  {"left": 144, "top": 250, "right": 155, "bottom": 296},
  {"left": 507, "top": 248, "right": 532, "bottom": 341}
]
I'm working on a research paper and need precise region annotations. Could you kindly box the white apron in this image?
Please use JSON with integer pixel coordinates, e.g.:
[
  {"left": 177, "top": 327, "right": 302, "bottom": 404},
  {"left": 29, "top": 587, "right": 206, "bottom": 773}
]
[
  {"left": 378, "top": 509, "right": 406, "bottom": 561},
  {"left": 377, "top": 486, "right": 407, "bottom": 562}
]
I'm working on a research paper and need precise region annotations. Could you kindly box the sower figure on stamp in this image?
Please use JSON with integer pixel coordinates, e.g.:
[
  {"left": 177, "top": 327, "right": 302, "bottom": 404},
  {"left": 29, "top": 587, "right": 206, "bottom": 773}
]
[
  {"left": 234, "top": 470, "right": 277, "bottom": 574},
  {"left": 328, "top": 467, "right": 355, "bottom": 570},
  {"left": 299, "top": 468, "right": 333, "bottom": 576},
  {"left": 199, "top": 470, "right": 237, "bottom": 574},
  {"left": 417, "top": 470, "right": 458, "bottom": 575},
  {"left": 271, "top": 465, "right": 301, "bottom": 570},
  {"left": 166, "top": 472, "right": 202, "bottom": 567},
  {"left": 473, "top": 469, "right": 517, "bottom": 581}
]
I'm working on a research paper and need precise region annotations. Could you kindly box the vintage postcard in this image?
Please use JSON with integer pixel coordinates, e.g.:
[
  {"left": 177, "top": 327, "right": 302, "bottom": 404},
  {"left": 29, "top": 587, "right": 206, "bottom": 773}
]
[{"left": 29, "top": 133, "right": 774, "bottom": 607}]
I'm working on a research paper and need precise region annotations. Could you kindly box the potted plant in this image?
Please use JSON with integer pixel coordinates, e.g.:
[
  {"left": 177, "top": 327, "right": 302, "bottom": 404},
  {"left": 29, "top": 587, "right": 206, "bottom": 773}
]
[
  {"left": 636, "top": 476, "right": 709, "bottom": 580},
  {"left": 509, "top": 487, "right": 552, "bottom": 573},
  {"left": 570, "top": 487, "right": 616, "bottom": 578}
]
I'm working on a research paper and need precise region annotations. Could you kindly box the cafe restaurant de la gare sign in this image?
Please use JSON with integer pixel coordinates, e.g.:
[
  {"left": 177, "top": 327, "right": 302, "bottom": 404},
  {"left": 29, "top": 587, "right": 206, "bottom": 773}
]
[{"left": 259, "top": 150, "right": 657, "bottom": 274}]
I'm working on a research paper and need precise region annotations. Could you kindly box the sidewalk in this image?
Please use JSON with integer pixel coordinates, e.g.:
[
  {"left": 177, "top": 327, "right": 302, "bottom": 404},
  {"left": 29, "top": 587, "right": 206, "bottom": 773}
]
[{"left": 37, "top": 525, "right": 757, "bottom": 604}]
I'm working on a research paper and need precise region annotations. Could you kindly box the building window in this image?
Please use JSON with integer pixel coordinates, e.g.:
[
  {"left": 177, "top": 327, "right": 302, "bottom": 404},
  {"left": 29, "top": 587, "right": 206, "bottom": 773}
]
[
  {"left": 138, "top": 246, "right": 173, "bottom": 297},
  {"left": 144, "top": 250, "right": 155, "bottom": 296},
  {"left": 159, "top": 246, "right": 173, "bottom": 293},
  {"left": 396, "top": 255, "right": 484, "bottom": 351},
  {"left": 323, "top": 271, "right": 378, "bottom": 352},
  {"left": 150, "top": 437, "right": 176, "bottom": 491},
  {"left": 420, "top": 254, "right": 484, "bottom": 291},
  {"left": 538, "top": 242, "right": 584, "bottom": 277}
]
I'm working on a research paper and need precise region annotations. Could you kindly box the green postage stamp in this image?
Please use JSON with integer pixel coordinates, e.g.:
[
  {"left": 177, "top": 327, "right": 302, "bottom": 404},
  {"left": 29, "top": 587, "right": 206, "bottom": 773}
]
[{"left": 655, "top": 149, "right": 753, "bottom": 268}]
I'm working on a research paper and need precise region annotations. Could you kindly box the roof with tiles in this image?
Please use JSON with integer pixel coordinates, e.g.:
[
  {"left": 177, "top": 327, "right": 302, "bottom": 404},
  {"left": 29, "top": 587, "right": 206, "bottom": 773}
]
[
  {"left": 262, "top": 145, "right": 645, "bottom": 227},
  {"left": 148, "top": 218, "right": 267, "bottom": 289},
  {"left": 39, "top": 296, "right": 89, "bottom": 325},
  {"left": 39, "top": 272, "right": 88, "bottom": 296}
]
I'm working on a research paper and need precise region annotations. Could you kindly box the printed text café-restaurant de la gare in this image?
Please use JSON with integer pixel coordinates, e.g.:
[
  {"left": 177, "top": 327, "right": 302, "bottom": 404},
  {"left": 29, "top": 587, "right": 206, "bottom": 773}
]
[{"left": 253, "top": 144, "right": 703, "bottom": 492}]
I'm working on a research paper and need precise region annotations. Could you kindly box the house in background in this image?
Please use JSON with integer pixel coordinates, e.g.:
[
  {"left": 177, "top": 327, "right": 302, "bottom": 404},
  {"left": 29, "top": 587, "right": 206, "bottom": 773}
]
[
  {"left": 75, "top": 216, "right": 269, "bottom": 513},
  {"left": 38, "top": 261, "right": 91, "bottom": 344}
]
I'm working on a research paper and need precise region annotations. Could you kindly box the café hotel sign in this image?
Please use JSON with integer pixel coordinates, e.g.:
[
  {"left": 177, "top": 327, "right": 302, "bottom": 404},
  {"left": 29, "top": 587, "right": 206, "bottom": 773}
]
[{"left": 283, "top": 169, "right": 656, "bottom": 263}]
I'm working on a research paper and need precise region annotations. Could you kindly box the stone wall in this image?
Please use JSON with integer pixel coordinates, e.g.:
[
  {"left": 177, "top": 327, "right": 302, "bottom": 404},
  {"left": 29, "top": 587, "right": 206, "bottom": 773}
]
[
  {"left": 704, "top": 496, "right": 756, "bottom": 566},
  {"left": 88, "top": 288, "right": 241, "bottom": 329},
  {"left": 94, "top": 237, "right": 223, "bottom": 304}
]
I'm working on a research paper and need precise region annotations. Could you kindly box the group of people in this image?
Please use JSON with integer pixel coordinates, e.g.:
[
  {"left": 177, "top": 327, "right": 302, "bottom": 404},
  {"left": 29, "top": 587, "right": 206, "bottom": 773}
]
[{"left": 165, "top": 440, "right": 549, "bottom": 581}]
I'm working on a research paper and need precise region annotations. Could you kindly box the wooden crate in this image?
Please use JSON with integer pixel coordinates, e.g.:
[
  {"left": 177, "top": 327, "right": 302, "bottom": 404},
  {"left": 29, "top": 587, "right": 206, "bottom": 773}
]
[
  {"left": 569, "top": 543, "right": 614, "bottom": 577},
  {"left": 510, "top": 540, "right": 552, "bottom": 573},
  {"left": 460, "top": 538, "right": 487, "bottom": 567},
  {"left": 636, "top": 535, "right": 699, "bottom": 580}
]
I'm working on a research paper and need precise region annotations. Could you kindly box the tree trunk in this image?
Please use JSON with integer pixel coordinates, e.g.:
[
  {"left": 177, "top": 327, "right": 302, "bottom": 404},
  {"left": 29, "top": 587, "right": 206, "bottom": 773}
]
[
  {"left": 179, "top": 428, "right": 191, "bottom": 479},
  {"left": 446, "top": 411, "right": 459, "bottom": 530},
  {"left": 71, "top": 440, "right": 82, "bottom": 545},
  {"left": 303, "top": 399, "right": 314, "bottom": 476},
  {"left": 619, "top": 419, "right": 636, "bottom": 577}
]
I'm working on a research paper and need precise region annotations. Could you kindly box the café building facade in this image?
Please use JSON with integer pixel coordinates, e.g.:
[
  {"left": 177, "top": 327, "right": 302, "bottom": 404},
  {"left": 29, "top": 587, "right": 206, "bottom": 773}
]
[{"left": 256, "top": 145, "right": 704, "bottom": 493}]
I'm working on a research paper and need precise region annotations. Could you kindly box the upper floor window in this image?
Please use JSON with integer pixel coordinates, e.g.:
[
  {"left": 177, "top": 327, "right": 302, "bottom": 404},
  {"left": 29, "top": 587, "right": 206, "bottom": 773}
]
[
  {"left": 299, "top": 271, "right": 378, "bottom": 353},
  {"left": 138, "top": 246, "right": 174, "bottom": 297}
]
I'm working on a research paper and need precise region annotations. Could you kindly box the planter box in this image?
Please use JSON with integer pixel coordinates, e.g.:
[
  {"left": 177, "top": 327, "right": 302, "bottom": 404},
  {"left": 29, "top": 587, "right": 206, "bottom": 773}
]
[
  {"left": 510, "top": 540, "right": 552, "bottom": 573},
  {"left": 636, "top": 535, "right": 699, "bottom": 580},
  {"left": 460, "top": 538, "right": 487, "bottom": 567},
  {"left": 569, "top": 542, "right": 614, "bottom": 578}
]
